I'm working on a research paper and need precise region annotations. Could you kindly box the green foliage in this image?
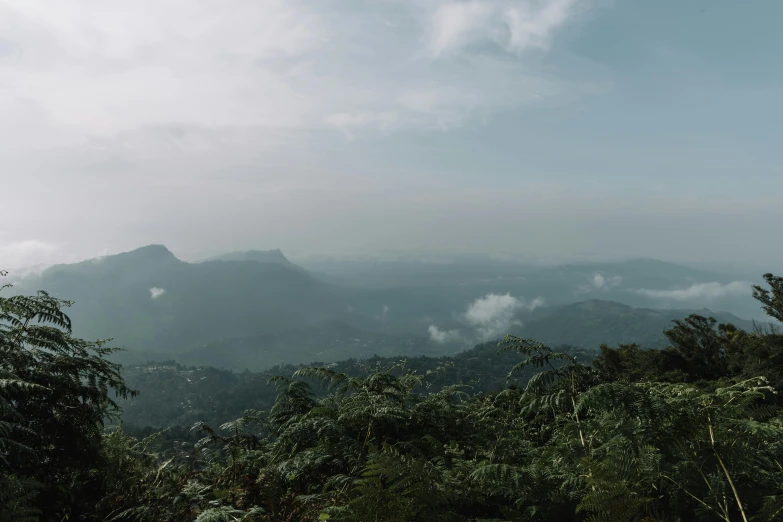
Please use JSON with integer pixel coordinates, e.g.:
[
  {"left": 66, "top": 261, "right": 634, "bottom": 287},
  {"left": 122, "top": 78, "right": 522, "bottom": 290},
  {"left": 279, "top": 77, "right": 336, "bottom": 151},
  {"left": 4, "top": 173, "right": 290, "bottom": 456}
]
[
  {"left": 753, "top": 273, "right": 783, "bottom": 324},
  {"left": 0, "top": 273, "right": 135, "bottom": 521},
  {"left": 118, "top": 342, "right": 595, "bottom": 434}
]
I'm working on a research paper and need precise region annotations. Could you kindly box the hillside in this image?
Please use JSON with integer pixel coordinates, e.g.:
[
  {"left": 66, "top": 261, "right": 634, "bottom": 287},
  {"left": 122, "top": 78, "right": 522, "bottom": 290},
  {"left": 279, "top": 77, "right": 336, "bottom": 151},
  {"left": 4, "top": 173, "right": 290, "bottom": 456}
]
[
  {"left": 176, "top": 321, "right": 448, "bottom": 370},
  {"left": 10, "top": 245, "right": 357, "bottom": 354},
  {"left": 524, "top": 299, "right": 762, "bottom": 349},
  {"left": 203, "top": 249, "right": 292, "bottom": 265},
  {"left": 120, "top": 341, "right": 596, "bottom": 431},
  {"left": 160, "top": 299, "right": 766, "bottom": 371},
  {"left": 301, "top": 255, "right": 765, "bottom": 321}
]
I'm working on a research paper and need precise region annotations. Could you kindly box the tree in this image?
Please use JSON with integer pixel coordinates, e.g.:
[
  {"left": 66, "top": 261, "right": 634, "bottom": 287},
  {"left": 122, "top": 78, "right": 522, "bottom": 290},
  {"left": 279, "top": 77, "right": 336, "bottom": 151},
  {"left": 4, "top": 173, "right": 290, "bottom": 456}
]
[
  {"left": 753, "top": 274, "right": 783, "bottom": 324},
  {"left": 0, "top": 272, "right": 135, "bottom": 521}
]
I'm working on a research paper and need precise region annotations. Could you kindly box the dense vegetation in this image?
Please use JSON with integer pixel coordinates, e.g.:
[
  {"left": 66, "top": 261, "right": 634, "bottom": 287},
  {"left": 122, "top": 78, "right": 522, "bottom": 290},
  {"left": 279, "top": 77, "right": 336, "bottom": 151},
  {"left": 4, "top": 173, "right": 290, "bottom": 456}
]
[
  {"left": 119, "top": 343, "right": 596, "bottom": 433},
  {"left": 2, "top": 271, "right": 783, "bottom": 521}
]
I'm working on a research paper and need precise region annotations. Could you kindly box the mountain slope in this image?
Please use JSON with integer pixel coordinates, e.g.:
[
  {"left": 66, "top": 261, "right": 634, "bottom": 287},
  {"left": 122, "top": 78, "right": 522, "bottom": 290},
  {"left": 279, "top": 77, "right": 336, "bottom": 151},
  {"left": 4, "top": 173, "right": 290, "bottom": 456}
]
[
  {"left": 523, "top": 299, "right": 762, "bottom": 349},
  {"left": 203, "top": 249, "right": 293, "bottom": 266},
  {"left": 300, "top": 255, "right": 764, "bottom": 321},
  {"left": 177, "top": 321, "right": 445, "bottom": 370},
  {"left": 11, "top": 245, "right": 356, "bottom": 354},
  {"left": 170, "top": 299, "right": 765, "bottom": 371},
  {"left": 201, "top": 249, "right": 349, "bottom": 284}
]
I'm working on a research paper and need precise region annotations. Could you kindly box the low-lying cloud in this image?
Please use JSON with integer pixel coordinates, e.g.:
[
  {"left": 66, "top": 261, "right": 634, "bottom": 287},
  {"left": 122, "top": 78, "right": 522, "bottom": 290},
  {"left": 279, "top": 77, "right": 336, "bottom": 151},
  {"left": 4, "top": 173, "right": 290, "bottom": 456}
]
[
  {"left": 465, "top": 293, "right": 542, "bottom": 341},
  {"left": 428, "top": 324, "right": 463, "bottom": 343},
  {"left": 428, "top": 292, "right": 544, "bottom": 344},
  {"left": 149, "top": 287, "right": 166, "bottom": 299},
  {"left": 376, "top": 305, "right": 390, "bottom": 321},
  {"left": 634, "top": 281, "right": 750, "bottom": 301},
  {"left": 591, "top": 273, "right": 623, "bottom": 290},
  {"left": 578, "top": 272, "right": 623, "bottom": 294}
]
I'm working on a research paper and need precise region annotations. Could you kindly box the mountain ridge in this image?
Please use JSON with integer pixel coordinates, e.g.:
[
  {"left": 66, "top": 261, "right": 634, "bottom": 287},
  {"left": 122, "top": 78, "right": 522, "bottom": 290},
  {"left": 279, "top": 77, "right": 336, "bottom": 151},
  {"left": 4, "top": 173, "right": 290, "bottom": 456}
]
[
  {"left": 6, "top": 244, "right": 767, "bottom": 371},
  {"left": 202, "top": 249, "right": 292, "bottom": 265}
]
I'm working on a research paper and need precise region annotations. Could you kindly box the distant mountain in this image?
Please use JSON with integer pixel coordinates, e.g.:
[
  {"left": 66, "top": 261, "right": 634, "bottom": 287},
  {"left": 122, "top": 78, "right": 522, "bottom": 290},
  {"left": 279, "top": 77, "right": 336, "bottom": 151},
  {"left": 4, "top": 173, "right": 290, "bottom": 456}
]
[
  {"left": 203, "top": 249, "right": 293, "bottom": 266},
  {"left": 298, "top": 256, "right": 726, "bottom": 289},
  {"left": 523, "top": 299, "right": 763, "bottom": 349},
  {"left": 10, "top": 245, "right": 360, "bottom": 355},
  {"left": 154, "top": 298, "right": 766, "bottom": 372},
  {"left": 566, "top": 258, "right": 721, "bottom": 282},
  {"left": 301, "top": 255, "right": 764, "bottom": 321},
  {"left": 8, "top": 246, "right": 769, "bottom": 371},
  {"left": 202, "top": 249, "right": 347, "bottom": 284}
]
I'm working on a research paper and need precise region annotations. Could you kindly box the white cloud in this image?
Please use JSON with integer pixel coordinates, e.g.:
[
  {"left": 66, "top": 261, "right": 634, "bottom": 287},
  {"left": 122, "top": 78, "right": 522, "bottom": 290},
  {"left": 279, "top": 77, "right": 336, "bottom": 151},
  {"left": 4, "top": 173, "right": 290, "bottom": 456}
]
[
  {"left": 505, "top": 0, "right": 579, "bottom": 53},
  {"left": 0, "top": 240, "right": 61, "bottom": 270},
  {"left": 428, "top": 324, "right": 463, "bottom": 343},
  {"left": 149, "top": 287, "right": 166, "bottom": 299},
  {"left": 588, "top": 273, "right": 623, "bottom": 291},
  {"left": 376, "top": 304, "right": 390, "bottom": 321},
  {"left": 0, "top": 0, "right": 591, "bottom": 150},
  {"left": 429, "top": 0, "right": 580, "bottom": 58},
  {"left": 429, "top": 1, "right": 495, "bottom": 58},
  {"left": 634, "top": 281, "right": 750, "bottom": 301},
  {"left": 325, "top": 111, "right": 400, "bottom": 140},
  {"left": 527, "top": 296, "right": 546, "bottom": 310},
  {"left": 465, "top": 292, "right": 543, "bottom": 341},
  {"left": 427, "top": 292, "right": 543, "bottom": 344}
]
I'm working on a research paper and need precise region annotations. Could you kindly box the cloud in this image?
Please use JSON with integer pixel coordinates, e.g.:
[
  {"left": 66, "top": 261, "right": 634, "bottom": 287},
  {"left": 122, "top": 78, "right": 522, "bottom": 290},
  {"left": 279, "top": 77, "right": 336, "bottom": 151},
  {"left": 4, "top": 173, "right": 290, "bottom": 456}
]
[
  {"left": 376, "top": 305, "right": 390, "bottom": 321},
  {"left": 505, "top": 0, "right": 579, "bottom": 53},
  {"left": 427, "top": 292, "right": 543, "bottom": 344},
  {"left": 428, "top": 324, "right": 463, "bottom": 343},
  {"left": 581, "top": 272, "right": 623, "bottom": 293},
  {"left": 0, "top": 0, "right": 592, "bottom": 149},
  {"left": 325, "top": 111, "right": 400, "bottom": 140},
  {"left": 0, "top": 240, "right": 61, "bottom": 270},
  {"left": 633, "top": 281, "right": 750, "bottom": 301},
  {"left": 0, "top": 0, "right": 611, "bottom": 260},
  {"left": 428, "top": 1, "right": 495, "bottom": 58},
  {"left": 465, "top": 292, "right": 543, "bottom": 341},
  {"left": 528, "top": 296, "right": 546, "bottom": 310},
  {"left": 429, "top": 0, "right": 580, "bottom": 58},
  {"left": 149, "top": 287, "right": 166, "bottom": 299}
]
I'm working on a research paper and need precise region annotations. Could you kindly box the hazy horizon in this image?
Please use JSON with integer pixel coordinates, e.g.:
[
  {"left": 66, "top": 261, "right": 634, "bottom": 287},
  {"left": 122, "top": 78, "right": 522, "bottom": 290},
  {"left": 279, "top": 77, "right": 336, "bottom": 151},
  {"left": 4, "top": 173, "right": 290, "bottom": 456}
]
[
  {"left": 2, "top": 0, "right": 782, "bottom": 271},
  {"left": 0, "top": 241, "right": 770, "bottom": 277}
]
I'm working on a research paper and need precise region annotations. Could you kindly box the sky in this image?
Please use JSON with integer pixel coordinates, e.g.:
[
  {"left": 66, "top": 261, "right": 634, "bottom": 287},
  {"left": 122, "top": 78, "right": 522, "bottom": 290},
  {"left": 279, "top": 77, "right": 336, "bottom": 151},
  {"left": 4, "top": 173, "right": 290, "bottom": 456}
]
[{"left": 1, "top": 0, "right": 782, "bottom": 269}]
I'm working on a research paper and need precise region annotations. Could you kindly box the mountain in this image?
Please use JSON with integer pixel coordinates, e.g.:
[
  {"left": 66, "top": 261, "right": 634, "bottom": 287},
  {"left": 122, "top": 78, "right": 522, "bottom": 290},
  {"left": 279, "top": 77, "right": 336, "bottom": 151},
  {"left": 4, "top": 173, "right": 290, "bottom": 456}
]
[
  {"left": 10, "top": 245, "right": 360, "bottom": 355},
  {"left": 300, "top": 255, "right": 764, "bottom": 321},
  {"left": 201, "top": 249, "right": 348, "bottom": 284},
  {"left": 166, "top": 299, "right": 767, "bottom": 371},
  {"left": 523, "top": 299, "right": 762, "bottom": 349},
  {"left": 203, "top": 249, "right": 293, "bottom": 266},
  {"left": 8, "top": 246, "right": 769, "bottom": 371}
]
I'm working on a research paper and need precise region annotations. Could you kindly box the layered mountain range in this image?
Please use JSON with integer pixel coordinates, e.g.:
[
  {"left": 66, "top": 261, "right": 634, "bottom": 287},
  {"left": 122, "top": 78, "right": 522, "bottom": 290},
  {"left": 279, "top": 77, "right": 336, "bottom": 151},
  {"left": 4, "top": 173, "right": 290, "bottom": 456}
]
[{"left": 6, "top": 245, "right": 767, "bottom": 370}]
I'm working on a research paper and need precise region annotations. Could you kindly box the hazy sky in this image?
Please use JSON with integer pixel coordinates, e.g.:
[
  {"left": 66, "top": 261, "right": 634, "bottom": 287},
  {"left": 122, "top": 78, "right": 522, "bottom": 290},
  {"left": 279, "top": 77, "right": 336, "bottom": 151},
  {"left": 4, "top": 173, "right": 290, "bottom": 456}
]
[{"left": 1, "top": 0, "right": 781, "bottom": 269}]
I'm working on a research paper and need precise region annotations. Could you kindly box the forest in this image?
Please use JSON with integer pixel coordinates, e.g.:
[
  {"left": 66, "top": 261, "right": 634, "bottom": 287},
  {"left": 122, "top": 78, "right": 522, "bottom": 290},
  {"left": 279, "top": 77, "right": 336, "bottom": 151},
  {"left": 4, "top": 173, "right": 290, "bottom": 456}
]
[{"left": 2, "top": 271, "right": 783, "bottom": 521}]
